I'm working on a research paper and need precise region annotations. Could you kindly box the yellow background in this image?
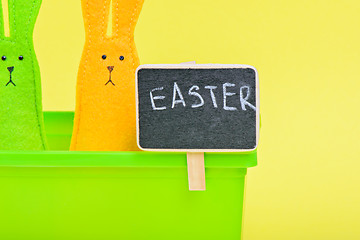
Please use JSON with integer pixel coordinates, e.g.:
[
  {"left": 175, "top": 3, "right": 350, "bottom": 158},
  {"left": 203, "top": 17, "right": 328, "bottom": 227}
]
[{"left": 33, "top": 0, "right": 359, "bottom": 239}]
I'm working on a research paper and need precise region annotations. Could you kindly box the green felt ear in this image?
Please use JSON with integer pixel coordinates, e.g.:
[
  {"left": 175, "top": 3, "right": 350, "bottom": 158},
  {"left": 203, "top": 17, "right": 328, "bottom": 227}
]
[
  {"left": 0, "top": 0, "right": 47, "bottom": 150},
  {"left": 0, "top": 3, "right": 4, "bottom": 38},
  {"left": 9, "top": 0, "right": 42, "bottom": 40}
]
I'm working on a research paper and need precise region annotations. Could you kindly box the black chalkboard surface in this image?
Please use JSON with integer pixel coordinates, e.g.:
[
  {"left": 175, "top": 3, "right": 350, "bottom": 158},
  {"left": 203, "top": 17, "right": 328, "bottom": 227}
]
[{"left": 136, "top": 64, "right": 259, "bottom": 152}]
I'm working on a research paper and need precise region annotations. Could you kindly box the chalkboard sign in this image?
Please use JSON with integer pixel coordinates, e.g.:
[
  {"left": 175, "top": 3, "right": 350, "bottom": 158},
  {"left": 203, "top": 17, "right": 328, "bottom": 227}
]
[{"left": 136, "top": 64, "right": 259, "bottom": 152}]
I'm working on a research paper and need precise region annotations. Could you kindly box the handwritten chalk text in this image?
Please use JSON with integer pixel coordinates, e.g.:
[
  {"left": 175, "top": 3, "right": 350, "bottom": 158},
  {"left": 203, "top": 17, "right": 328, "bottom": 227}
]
[{"left": 149, "top": 82, "right": 256, "bottom": 111}]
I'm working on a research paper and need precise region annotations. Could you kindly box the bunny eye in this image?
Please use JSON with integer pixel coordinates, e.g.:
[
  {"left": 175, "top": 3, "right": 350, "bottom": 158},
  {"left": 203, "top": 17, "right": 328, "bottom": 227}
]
[
  {"left": 102, "top": 55, "right": 107, "bottom": 60},
  {"left": 19, "top": 56, "right": 24, "bottom": 61},
  {"left": 119, "top": 56, "right": 125, "bottom": 61},
  {"left": 1, "top": 56, "right": 6, "bottom": 61}
]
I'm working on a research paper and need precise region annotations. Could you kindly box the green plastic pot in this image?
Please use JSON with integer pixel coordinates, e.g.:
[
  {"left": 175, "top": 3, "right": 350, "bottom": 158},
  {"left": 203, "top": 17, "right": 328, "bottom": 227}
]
[{"left": 0, "top": 112, "right": 257, "bottom": 240}]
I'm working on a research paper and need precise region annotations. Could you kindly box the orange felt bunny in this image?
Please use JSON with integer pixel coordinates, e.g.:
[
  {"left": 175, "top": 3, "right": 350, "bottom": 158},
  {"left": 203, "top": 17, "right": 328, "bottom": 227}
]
[{"left": 71, "top": 0, "right": 144, "bottom": 151}]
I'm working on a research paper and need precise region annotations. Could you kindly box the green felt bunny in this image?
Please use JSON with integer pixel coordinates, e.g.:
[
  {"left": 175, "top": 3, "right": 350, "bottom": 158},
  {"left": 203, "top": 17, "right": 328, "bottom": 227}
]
[{"left": 0, "top": 0, "right": 47, "bottom": 150}]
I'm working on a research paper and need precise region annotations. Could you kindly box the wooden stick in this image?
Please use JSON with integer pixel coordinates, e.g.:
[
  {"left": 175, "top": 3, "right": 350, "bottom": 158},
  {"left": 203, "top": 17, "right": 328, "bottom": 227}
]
[{"left": 187, "top": 152, "right": 206, "bottom": 191}]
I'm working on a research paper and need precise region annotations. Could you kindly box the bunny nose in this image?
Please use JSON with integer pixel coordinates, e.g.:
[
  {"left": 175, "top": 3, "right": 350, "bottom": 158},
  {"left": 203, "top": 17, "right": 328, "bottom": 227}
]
[
  {"left": 7, "top": 66, "right": 14, "bottom": 73},
  {"left": 107, "top": 66, "right": 114, "bottom": 72}
]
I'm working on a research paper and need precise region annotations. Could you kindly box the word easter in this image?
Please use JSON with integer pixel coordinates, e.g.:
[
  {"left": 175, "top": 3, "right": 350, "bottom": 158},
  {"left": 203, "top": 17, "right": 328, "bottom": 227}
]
[{"left": 149, "top": 82, "right": 256, "bottom": 111}]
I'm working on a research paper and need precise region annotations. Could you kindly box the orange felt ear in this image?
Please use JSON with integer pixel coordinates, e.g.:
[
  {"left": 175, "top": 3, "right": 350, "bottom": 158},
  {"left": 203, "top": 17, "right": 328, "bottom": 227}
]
[
  {"left": 112, "top": 0, "right": 144, "bottom": 38},
  {"left": 81, "top": 0, "right": 111, "bottom": 40}
]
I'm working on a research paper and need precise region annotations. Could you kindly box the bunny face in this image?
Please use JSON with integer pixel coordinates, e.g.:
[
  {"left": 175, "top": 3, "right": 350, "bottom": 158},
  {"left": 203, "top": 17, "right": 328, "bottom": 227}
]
[
  {"left": 85, "top": 39, "right": 132, "bottom": 87},
  {"left": 0, "top": 40, "right": 35, "bottom": 88}
]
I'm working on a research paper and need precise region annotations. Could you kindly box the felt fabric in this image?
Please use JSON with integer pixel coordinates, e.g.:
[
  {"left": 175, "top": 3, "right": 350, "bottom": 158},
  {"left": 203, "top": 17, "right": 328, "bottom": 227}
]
[
  {"left": 71, "top": 0, "right": 144, "bottom": 151},
  {"left": 0, "top": 0, "right": 47, "bottom": 150}
]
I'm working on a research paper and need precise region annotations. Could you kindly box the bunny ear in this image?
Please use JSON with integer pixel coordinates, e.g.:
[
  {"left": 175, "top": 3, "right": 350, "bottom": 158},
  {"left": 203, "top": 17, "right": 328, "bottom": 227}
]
[
  {"left": 0, "top": 3, "right": 5, "bottom": 38},
  {"left": 112, "top": 0, "right": 144, "bottom": 39},
  {"left": 9, "top": 0, "right": 42, "bottom": 41},
  {"left": 82, "top": 0, "right": 111, "bottom": 40}
]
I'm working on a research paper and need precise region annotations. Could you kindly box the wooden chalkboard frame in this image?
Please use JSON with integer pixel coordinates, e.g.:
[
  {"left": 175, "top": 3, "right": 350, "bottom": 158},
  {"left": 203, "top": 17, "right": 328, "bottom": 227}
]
[{"left": 135, "top": 64, "right": 260, "bottom": 152}]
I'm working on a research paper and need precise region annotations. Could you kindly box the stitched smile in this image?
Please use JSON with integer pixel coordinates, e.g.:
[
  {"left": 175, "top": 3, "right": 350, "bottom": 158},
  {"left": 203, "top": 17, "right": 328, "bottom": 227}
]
[
  {"left": 105, "top": 79, "right": 115, "bottom": 86},
  {"left": 105, "top": 66, "right": 115, "bottom": 86},
  {"left": 6, "top": 66, "right": 16, "bottom": 86}
]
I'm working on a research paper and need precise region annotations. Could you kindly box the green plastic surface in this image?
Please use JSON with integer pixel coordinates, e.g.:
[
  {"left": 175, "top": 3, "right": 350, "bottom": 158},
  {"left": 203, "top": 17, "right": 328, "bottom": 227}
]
[{"left": 0, "top": 112, "right": 257, "bottom": 240}]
